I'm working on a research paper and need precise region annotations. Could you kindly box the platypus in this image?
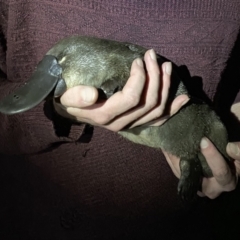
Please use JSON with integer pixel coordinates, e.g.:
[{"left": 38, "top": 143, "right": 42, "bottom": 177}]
[{"left": 0, "top": 36, "right": 229, "bottom": 200}]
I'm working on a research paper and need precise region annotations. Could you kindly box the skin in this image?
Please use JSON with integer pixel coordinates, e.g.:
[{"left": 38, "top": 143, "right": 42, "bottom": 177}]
[{"left": 226, "top": 103, "right": 240, "bottom": 175}]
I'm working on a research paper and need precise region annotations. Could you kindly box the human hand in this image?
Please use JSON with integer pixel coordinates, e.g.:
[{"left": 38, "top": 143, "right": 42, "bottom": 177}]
[
  {"left": 54, "top": 49, "right": 189, "bottom": 132},
  {"left": 227, "top": 142, "right": 240, "bottom": 175},
  {"left": 227, "top": 102, "right": 240, "bottom": 175},
  {"left": 163, "top": 138, "right": 237, "bottom": 199}
]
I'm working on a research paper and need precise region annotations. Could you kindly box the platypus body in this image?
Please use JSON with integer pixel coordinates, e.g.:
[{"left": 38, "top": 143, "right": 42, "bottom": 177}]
[{"left": 0, "top": 36, "right": 229, "bottom": 200}]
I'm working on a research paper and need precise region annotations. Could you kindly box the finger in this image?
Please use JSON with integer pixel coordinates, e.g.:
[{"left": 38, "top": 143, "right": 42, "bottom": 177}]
[
  {"left": 66, "top": 58, "right": 146, "bottom": 127},
  {"left": 200, "top": 137, "right": 233, "bottom": 186},
  {"left": 53, "top": 99, "right": 78, "bottom": 121},
  {"left": 169, "top": 94, "right": 189, "bottom": 116},
  {"left": 231, "top": 102, "right": 240, "bottom": 121},
  {"left": 199, "top": 175, "right": 236, "bottom": 199},
  {"left": 60, "top": 85, "right": 98, "bottom": 107},
  {"left": 142, "top": 49, "right": 162, "bottom": 111},
  {"left": 110, "top": 49, "right": 161, "bottom": 126},
  {"left": 146, "top": 94, "right": 189, "bottom": 127},
  {"left": 129, "top": 60, "right": 170, "bottom": 128},
  {"left": 234, "top": 160, "right": 240, "bottom": 175},
  {"left": 94, "top": 50, "right": 162, "bottom": 130},
  {"left": 155, "top": 61, "right": 170, "bottom": 114},
  {"left": 199, "top": 177, "right": 222, "bottom": 199},
  {"left": 134, "top": 59, "right": 189, "bottom": 127},
  {"left": 227, "top": 142, "right": 240, "bottom": 160}
]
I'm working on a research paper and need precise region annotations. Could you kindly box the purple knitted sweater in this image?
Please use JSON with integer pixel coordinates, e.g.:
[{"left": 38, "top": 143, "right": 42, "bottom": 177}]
[{"left": 0, "top": 1, "right": 240, "bottom": 239}]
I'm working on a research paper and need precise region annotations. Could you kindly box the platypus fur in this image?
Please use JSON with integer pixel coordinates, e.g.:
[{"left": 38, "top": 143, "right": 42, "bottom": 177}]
[{"left": 0, "top": 36, "right": 230, "bottom": 200}]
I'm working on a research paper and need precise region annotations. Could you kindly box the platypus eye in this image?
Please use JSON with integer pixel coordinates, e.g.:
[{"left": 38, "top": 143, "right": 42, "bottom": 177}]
[{"left": 58, "top": 56, "right": 67, "bottom": 64}]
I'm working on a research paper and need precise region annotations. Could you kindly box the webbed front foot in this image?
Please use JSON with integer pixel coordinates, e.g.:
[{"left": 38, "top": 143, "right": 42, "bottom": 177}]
[
  {"left": 100, "top": 79, "right": 123, "bottom": 99},
  {"left": 178, "top": 157, "right": 202, "bottom": 201}
]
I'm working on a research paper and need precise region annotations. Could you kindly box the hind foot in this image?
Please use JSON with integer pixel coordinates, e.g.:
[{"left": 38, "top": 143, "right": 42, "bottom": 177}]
[
  {"left": 178, "top": 157, "right": 202, "bottom": 201},
  {"left": 178, "top": 176, "right": 201, "bottom": 201}
]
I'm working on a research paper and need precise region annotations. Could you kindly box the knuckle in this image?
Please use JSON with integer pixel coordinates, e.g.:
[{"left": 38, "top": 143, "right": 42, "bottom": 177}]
[
  {"left": 150, "top": 106, "right": 165, "bottom": 119},
  {"left": 155, "top": 106, "right": 165, "bottom": 118},
  {"left": 215, "top": 167, "right": 230, "bottom": 180},
  {"left": 146, "top": 96, "right": 158, "bottom": 110}
]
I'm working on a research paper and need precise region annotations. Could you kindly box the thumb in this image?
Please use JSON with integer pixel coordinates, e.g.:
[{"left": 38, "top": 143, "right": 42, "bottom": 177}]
[
  {"left": 60, "top": 85, "right": 98, "bottom": 108},
  {"left": 227, "top": 142, "right": 240, "bottom": 160}
]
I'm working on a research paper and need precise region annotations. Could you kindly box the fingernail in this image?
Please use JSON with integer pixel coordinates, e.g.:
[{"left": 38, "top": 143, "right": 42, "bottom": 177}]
[
  {"left": 181, "top": 97, "right": 189, "bottom": 107},
  {"left": 136, "top": 58, "right": 143, "bottom": 67},
  {"left": 149, "top": 49, "right": 157, "bottom": 61},
  {"left": 165, "top": 62, "right": 172, "bottom": 75},
  {"left": 200, "top": 138, "right": 209, "bottom": 149},
  {"left": 82, "top": 87, "right": 95, "bottom": 103},
  {"left": 228, "top": 143, "right": 240, "bottom": 156}
]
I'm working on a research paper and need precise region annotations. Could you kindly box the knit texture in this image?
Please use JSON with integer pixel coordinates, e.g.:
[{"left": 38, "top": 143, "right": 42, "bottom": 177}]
[{"left": 0, "top": 1, "right": 240, "bottom": 239}]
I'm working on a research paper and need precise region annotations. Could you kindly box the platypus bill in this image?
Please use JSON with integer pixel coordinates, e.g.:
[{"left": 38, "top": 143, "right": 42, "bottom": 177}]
[{"left": 0, "top": 36, "right": 229, "bottom": 200}]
